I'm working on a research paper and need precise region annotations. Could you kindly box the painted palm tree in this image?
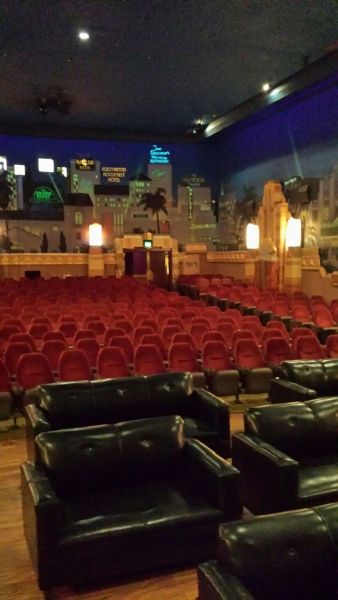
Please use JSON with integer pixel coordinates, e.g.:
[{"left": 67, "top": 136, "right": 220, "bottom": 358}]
[{"left": 138, "top": 187, "right": 168, "bottom": 234}]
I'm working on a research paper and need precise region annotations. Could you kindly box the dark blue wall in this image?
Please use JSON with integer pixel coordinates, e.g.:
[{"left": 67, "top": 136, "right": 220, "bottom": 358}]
[
  {"left": 0, "top": 134, "right": 218, "bottom": 199},
  {"left": 213, "top": 72, "right": 338, "bottom": 198}
]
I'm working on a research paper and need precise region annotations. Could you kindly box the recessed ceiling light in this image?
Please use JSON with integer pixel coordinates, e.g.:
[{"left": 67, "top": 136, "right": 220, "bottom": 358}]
[
  {"left": 262, "top": 82, "right": 270, "bottom": 92},
  {"left": 78, "top": 31, "right": 90, "bottom": 41}
]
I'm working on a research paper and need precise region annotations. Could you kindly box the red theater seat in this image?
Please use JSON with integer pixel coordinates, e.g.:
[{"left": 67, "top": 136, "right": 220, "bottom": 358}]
[
  {"left": 201, "top": 340, "right": 239, "bottom": 397},
  {"left": 134, "top": 344, "right": 166, "bottom": 376},
  {"left": 58, "top": 349, "right": 92, "bottom": 382},
  {"left": 233, "top": 339, "right": 272, "bottom": 394},
  {"left": 96, "top": 347, "right": 129, "bottom": 378}
]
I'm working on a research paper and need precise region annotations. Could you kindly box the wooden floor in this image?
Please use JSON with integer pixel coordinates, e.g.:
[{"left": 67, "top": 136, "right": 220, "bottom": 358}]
[{"left": 0, "top": 413, "right": 244, "bottom": 600}]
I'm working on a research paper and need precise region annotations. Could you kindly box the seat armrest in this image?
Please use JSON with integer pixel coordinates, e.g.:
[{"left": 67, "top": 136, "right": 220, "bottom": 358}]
[
  {"left": 198, "top": 560, "right": 254, "bottom": 600},
  {"left": 190, "top": 388, "right": 230, "bottom": 437},
  {"left": 232, "top": 433, "right": 299, "bottom": 514},
  {"left": 269, "top": 378, "right": 317, "bottom": 403},
  {"left": 24, "top": 404, "right": 51, "bottom": 461},
  {"left": 21, "top": 462, "right": 62, "bottom": 589},
  {"left": 185, "top": 439, "right": 241, "bottom": 519}
]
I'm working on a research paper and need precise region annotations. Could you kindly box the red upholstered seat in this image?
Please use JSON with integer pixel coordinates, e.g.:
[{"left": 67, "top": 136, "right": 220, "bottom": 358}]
[
  {"left": 58, "top": 349, "right": 92, "bottom": 382},
  {"left": 134, "top": 344, "right": 166, "bottom": 376},
  {"left": 97, "top": 347, "right": 129, "bottom": 378}
]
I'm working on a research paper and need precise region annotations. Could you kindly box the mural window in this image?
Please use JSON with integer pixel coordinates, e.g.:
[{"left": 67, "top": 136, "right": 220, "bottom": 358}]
[{"left": 74, "top": 211, "right": 83, "bottom": 225}]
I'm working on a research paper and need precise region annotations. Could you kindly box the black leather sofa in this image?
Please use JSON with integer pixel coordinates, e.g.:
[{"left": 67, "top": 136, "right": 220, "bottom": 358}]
[
  {"left": 232, "top": 397, "right": 338, "bottom": 514},
  {"left": 198, "top": 503, "right": 338, "bottom": 600},
  {"left": 21, "top": 415, "right": 241, "bottom": 591},
  {"left": 25, "top": 371, "right": 231, "bottom": 459},
  {"left": 269, "top": 358, "right": 338, "bottom": 403}
]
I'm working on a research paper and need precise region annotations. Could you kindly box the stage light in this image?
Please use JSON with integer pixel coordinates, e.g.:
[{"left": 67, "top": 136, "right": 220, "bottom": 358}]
[
  {"left": 38, "top": 158, "right": 54, "bottom": 173},
  {"left": 89, "top": 222, "right": 103, "bottom": 247},
  {"left": 246, "top": 223, "right": 260, "bottom": 250},
  {"left": 286, "top": 217, "right": 301, "bottom": 248},
  {"left": 262, "top": 82, "right": 270, "bottom": 92},
  {"left": 78, "top": 31, "right": 90, "bottom": 41},
  {"left": 0, "top": 156, "right": 7, "bottom": 172},
  {"left": 14, "top": 164, "right": 26, "bottom": 176}
]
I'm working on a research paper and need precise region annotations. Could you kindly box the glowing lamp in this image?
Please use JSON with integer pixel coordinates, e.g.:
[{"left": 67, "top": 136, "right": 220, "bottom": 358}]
[
  {"left": 286, "top": 217, "right": 301, "bottom": 248},
  {"left": 89, "top": 222, "right": 103, "bottom": 247},
  {"left": 246, "top": 223, "right": 260, "bottom": 250},
  {"left": 14, "top": 164, "right": 26, "bottom": 176},
  {"left": 38, "top": 158, "right": 54, "bottom": 173}
]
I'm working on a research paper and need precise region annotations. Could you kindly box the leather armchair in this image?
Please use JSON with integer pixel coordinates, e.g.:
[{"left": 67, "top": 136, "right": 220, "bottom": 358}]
[
  {"left": 269, "top": 358, "right": 338, "bottom": 403},
  {"left": 232, "top": 397, "right": 338, "bottom": 514},
  {"left": 198, "top": 503, "right": 338, "bottom": 600},
  {"left": 25, "top": 371, "right": 231, "bottom": 460},
  {"left": 21, "top": 415, "right": 241, "bottom": 591}
]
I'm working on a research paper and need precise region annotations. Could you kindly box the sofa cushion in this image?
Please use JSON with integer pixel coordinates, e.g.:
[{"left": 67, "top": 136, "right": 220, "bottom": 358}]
[
  {"left": 298, "top": 454, "right": 338, "bottom": 504},
  {"left": 36, "top": 415, "right": 185, "bottom": 491},
  {"left": 321, "top": 359, "right": 338, "bottom": 396},
  {"left": 244, "top": 403, "right": 320, "bottom": 458},
  {"left": 218, "top": 508, "right": 338, "bottom": 600},
  {"left": 147, "top": 371, "right": 193, "bottom": 411},
  {"left": 281, "top": 360, "right": 327, "bottom": 394}
]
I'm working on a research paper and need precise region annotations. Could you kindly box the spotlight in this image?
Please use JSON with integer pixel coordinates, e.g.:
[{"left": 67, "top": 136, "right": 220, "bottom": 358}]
[
  {"left": 262, "top": 82, "right": 270, "bottom": 92},
  {"left": 78, "top": 30, "right": 90, "bottom": 41}
]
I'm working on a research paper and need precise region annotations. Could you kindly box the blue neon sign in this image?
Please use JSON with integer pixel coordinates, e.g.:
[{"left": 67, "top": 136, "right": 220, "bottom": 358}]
[{"left": 149, "top": 144, "right": 170, "bottom": 164}]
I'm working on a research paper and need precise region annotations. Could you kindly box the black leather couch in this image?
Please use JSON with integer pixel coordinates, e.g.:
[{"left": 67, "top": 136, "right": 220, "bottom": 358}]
[
  {"left": 232, "top": 397, "right": 338, "bottom": 514},
  {"left": 198, "top": 503, "right": 338, "bottom": 600},
  {"left": 269, "top": 358, "right": 338, "bottom": 404},
  {"left": 21, "top": 415, "right": 241, "bottom": 591},
  {"left": 25, "top": 371, "right": 231, "bottom": 459}
]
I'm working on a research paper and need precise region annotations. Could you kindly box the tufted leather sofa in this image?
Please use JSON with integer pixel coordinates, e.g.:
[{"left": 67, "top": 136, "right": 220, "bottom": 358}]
[
  {"left": 21, "top": 415, "right": 241, "bottom": 591},
  {"left": 269, "top": 358, "right": 338, "bottom": 403},
  {"left": 25, "top": 371, "right": 231, "bottom": 459},
  {"left": 198, "top": 503, "right": 338, "bottom": 600},
  {"left": 232, "top": 397, "right": 338, "bottom": 514}
]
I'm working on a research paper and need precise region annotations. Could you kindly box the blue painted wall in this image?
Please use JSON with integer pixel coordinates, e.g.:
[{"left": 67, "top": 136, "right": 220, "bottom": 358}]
[{"left": 213, "top": 72, "right": 338, "bottom": 198}]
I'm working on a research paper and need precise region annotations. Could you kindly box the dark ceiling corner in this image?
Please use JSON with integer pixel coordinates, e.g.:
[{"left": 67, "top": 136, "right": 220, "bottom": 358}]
[{"left": 201, "top": 49, "right": 338, "bottom": 140}]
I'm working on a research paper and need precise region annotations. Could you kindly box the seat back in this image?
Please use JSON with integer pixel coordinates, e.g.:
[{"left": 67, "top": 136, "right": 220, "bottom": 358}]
[
  {"left": 326, "top": 334, "right": 338, "bottom": 358},
  {"left": 97, "top": 347, "right": 129, "bottom": 378},
  {"left": 109, "top": 335, "right": 134, "bottom": 363},
  {"left": 134, "top": 344, "right": 165, "bottom": 376},
  {"left": 233, "top": 339, "right": 265, "bottom": 369},
  {"left": 35, "top": 415, "right": 185, "bottom": 491},
  {"left": 4, "top": 342, "right": 33, "bottom": 376},
  {"left": 217, "top": 505, "right": 338, "bottom": 600},
  {"left": 76, "top": 338, "right": 100, "bottom": 368},
  {"left": 141, "top": 334, "right": 166, "bottom": 359},
  {"left": 41, "top": 340, "right": 67, "bottom": 372},
  {"left": 16, "top": 352, "right": 54, "bottom": 389},
  {"left": 202, "top": 341, "right": 232, "bottom": 370},
  {"left": 295, "top": 335, "right": 326, "bottom": 360},
  {"left": 265, "top": 337, "right": 293, "bottom": 365},
  {"left": 168, "top": 342, "right": 199, "bottom": 371},
  {"left": 9, "top": 332, "right": 36, "bottom": 351},
  {"left": 58, "top": 349, "right": 92, "bottom": 382}
]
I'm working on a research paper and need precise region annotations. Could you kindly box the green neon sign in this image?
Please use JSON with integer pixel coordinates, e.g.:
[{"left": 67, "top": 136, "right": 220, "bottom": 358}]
[{"left": 32, "top": 186, "right": 57, "bottom": 203}]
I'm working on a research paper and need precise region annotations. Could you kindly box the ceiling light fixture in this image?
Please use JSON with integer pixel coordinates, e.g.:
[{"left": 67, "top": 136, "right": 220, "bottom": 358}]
[
  {"left": 78, "top": 30, "right": 90, "bottom": 41},
  {"left": 262, "top": 82, "right": 270, "bottom": 92}
]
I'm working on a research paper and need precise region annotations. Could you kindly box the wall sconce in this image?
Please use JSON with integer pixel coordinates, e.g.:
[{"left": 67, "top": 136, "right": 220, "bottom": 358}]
[
  {"left": 286, "top": 217, "right": 301, "bottom": 248},
  {"left": 246, "top": 223, "right": 260, "bottom": 250},
  {"left": 88, "top": 222, "right": 103, "bottom": 247}
]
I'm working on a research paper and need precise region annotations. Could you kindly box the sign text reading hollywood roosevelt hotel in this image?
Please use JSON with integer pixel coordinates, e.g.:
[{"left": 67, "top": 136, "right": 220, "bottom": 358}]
[{"left": 149, "top": 145, "right": 170, "bottom": 164}]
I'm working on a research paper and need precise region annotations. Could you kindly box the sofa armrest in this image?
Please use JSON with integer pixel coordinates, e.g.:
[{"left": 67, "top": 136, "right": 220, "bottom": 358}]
[
  {"left": 190, "top": 388, "right": 230, "bottom": 438},
  {"left": 269, "top": 378, "right": 317, "bottom": 404},
  {"left": 198, "top": 560, "right": 254, "bottom": 600},
  {"left": 185, "top": 439, "right": 241, "bottom": 519},
  {"left": 21, "top": 462, "right": 62, "bottom": 589},
  {"left": 232, "top": 433, "right": 299, "bottom": 514},
  {"left": 24, "top": 404, "right": 51, "bottom": 461}
]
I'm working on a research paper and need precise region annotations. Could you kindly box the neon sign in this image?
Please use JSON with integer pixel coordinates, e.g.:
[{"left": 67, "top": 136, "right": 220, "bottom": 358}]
[
  {"left": 149, "top": 144, "right": 170, "bottom": 164},
  {"left": 32, "top": 186, "right": 58, "bottom": 203},
  {"left": 75, "top": 158, "right": 95, "bottom": 171},
  {"left": 102, "top": 166, "right": 127, "bottom": 183}
]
